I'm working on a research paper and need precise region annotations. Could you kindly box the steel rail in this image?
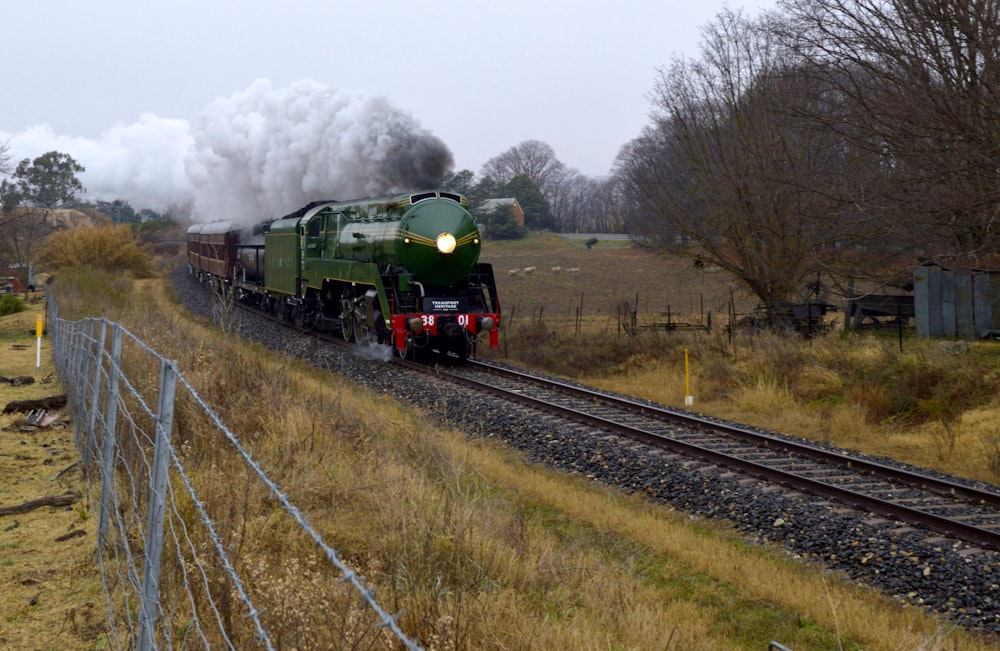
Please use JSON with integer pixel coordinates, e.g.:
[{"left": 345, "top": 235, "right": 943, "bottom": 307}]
[
  {"left": 465, "top": 360, "right": 1000, "bottom": 507},
  {"left": 442, "top": 360, "right": 1000, "bottom": 551}
]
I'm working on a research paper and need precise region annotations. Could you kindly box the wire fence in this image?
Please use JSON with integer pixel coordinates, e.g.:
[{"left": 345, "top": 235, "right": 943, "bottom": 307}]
[{"left": 48, "top": 293, "right": 423, "bottom": 650}]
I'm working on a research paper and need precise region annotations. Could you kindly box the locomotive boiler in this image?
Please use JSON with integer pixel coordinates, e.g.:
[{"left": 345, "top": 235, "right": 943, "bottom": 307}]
[{"left": 187, "top": 190, "right": 500, "bottom": 359}]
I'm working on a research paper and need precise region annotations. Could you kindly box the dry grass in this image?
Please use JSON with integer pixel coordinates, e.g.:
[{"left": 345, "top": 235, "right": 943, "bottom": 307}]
[
  {"left": 488, "top": 233, "right": 752, "bottom": 325},
  {"left": 569, "top": 331, "right": 1000, "bottom": 486},
  {"left": 121, "top": 277, "right": 992, "bottom": 649},
  {"left": 0, "top": 300, "right": 106, "bottom": 651},
  {"left": 5, "top": 247, "right": 1000, "bottom": 649}
]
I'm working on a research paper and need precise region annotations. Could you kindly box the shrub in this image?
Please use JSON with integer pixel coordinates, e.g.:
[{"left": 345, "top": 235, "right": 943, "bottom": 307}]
[
  {"left": 0, "top": 294, "right": 26, "bottom": 316},
  {"left": 40, "top": 224, "right": 154, "bottom": 277},
  {"left": 482, "top": 206, "right": 526, "bottom": 240}
]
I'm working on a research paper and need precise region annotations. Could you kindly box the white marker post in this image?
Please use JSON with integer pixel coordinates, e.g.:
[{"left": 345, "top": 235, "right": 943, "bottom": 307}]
[
  {"left": 684, "top": 348, "right": 694, "bottom": 406},
  {"left": 35, "top": 314, "right": 43, "bottom": 371}
]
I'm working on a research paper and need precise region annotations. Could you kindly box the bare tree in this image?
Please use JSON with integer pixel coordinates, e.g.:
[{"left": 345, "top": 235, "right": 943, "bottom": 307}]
[
  {"left": 0, "top": 208, "right": 51, "bottom": 298},
  {"left": 782, "top": 0, "right": 1000, "bottom": 264},
  {"left": 0, "top": 140, "right": 12, "bottom": 178},
  {"left": 481, "top": 140, "right": 566, "bottom": 197},
  {"left": 547, "top": 172, "right": 620, "bottom": 233},
  {"left": 615, "top": 9, "right": 871, "bottom": 305}
]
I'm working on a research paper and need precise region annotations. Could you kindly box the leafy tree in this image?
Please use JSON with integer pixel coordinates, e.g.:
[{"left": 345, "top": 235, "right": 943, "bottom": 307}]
[
  {"left": 0, "top": 140, "right": 12, "bottom": 177},
  {"left": 481, "top": 204, "right": 526, "bottom": 240},
  {"left": 10, "top": 151, "right": 85, "bottom": 209},
  {"left": 439, "top": 169, "right": 497, "bottom": 209},
  {"left": 501, "top": 174, "right": 554, "bottom": 231},
  {"left": 439, "top": 169, "right": 477, "bottom": 196},
  {"left": 0, "top": 179, "right": 23, "bottom": 220}
]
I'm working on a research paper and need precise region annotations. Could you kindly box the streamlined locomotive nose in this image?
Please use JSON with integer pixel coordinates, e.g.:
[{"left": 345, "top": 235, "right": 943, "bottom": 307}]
[{"left": 397, "top": 199, "right": 481, "bottom": 286}]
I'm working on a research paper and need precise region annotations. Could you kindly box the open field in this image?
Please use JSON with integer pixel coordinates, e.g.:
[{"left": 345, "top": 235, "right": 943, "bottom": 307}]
[{"left": 481, "top": 233, "right": 756, "bottom": 327}]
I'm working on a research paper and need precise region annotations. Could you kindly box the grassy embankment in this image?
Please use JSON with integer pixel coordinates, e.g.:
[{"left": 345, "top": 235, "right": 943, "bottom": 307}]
[{"left": 6, "top": 248, "right": 994, "bottom": 649}]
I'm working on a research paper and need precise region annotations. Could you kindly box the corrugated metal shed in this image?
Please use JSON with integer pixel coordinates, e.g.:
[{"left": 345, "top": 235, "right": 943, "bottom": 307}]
[{"left": 914, "top": 263, "right": 1000, "bottom": 339}]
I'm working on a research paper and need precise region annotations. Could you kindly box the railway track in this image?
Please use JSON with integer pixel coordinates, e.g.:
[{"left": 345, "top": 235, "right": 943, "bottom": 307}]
[
  {"left": 422, "top": 358, "right": 1000, "bottom": 552},
  {"left": 221, "top": 290, "right": 1000, "bottom": 552},
  {"left": 230, "top": 293, "right": 1000, "bottom": 551},
  {"left": 181, "top": 271, "right": 1000, "bottom": 632}
]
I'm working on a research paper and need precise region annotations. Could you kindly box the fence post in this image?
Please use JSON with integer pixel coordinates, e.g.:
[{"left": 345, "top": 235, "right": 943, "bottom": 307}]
[
  {"left": 98, "top": 324, "right": 123, "bottom": 552},
  {"left": 71, "top": 321, "right": 89, "bottom": 449},
  {"left": 84, "top": 320, "right": 107, "bottom": 469},
  {"left": 138, "top": 359, "right": 178, "bottom": 651}
]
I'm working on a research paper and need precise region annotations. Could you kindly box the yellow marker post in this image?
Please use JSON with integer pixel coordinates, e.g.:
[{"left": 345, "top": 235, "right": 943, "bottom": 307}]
[
  {"left": 36, "top": 314, "right": 43, "bottom": 371},
  {"left": 684, "top": 348, "right": 694, "bottom": 406}
]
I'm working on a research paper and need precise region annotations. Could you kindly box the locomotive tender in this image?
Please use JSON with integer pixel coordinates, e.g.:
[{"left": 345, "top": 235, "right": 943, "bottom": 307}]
[{"left": 187, "top": 190, "right": 500, "bottom": 359}]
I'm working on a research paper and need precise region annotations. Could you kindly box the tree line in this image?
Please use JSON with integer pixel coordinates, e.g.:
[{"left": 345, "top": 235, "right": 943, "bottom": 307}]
[
  {"left": 0, "top": 147, "right": 168, "bottom": 296},
  {"left": 446, "top": 2, "right": 1000, "bottom": 306},
  {"left": 615, "top": 0, "right": 1000, "bottom": 305},
  {"left": 440, "top": 140, "right": 621, "bottom": 237}
]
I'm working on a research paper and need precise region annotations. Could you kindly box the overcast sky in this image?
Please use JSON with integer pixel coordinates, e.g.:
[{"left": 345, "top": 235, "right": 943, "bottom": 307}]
[{"left": 2, "top": 0, "right": 774, "bottom": 218}]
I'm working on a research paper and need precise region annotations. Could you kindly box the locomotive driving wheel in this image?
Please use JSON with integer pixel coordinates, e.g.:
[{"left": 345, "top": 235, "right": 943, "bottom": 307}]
[{"left": 341, "top": 298, "right": 356, "bottom": 342}]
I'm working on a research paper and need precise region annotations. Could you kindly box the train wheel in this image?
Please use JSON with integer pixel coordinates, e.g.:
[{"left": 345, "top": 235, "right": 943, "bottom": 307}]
[
  {"left": 356, "top": 313, "right": 367, "bottom": 343},
  {"left": 341, "top": 298, "right": 356, "bottom": 342},
  {"left": 454, "top": 336, "right": 471, "bottom": 361},
  {"left": 342, "top": 314, "right": 356, "bottom": 342}
]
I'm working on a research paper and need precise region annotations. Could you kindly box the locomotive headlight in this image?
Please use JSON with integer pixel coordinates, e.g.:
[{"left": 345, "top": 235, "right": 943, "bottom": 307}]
[{"left": 436, "top": 232, "right": 457, "bottom": 254}]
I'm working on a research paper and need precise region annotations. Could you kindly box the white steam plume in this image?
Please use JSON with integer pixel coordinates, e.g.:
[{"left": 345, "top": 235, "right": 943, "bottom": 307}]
[
  {"left": 3, "top": 116, "right": 195, "bottom": 214},
  {"left": 2, "top": 78, "right": 453, "bottom": 224},
  {"left": 188, "top": 78, "right": 453, "bottom": 222}
]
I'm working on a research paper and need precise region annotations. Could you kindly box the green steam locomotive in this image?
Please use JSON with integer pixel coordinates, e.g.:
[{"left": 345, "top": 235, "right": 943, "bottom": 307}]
[{"left": 187, "top": 190, "right": 500, "bottom": 359}]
